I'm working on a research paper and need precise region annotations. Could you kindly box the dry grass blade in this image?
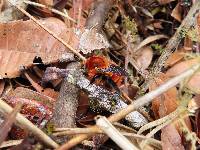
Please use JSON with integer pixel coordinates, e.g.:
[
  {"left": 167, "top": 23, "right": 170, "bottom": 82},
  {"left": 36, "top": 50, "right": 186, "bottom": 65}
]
[
  {"left": 57, "top": 64, "right": 200, "bottom": 150},
  {"left": 23, "top": 0, "right": 76, "bottom": 22},
  {"left": 0, "top": 99, "right": 59, "bottom": 148},
  {"left": 135, "top": 35, "right": 168, "bottom": 51},
  {"left": 0, "top": 103, "right": 22, "bottom": 145}
]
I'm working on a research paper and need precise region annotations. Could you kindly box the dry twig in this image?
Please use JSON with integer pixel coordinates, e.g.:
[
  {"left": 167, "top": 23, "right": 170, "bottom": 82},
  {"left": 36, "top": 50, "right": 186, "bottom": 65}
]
[{"left": 96, "top": 116, "right": 139, "bottom": 150}]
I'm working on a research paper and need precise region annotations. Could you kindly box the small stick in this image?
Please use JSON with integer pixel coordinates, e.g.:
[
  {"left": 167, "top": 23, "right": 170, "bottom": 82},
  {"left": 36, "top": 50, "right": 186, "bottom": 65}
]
[
  {"left": 96, "top": 116, "right": 139, "bottom": 150},
  {"left": 23, "top": 0, "right": 76, "bottom": 22},
  {"left": 57, "top": 64, "right": 200, "bottom": 149},
  {"left": 8, "top": 0, "right": 86, "bottom": 62},
  {"left": 53, "top": 127, "right": 98, "bottom": 136},
  {"left": 0, "top": 99, "right": 59, "bottom": 148}
]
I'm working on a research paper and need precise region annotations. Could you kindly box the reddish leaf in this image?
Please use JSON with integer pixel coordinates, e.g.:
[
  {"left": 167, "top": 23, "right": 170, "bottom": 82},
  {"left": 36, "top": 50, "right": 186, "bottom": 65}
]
[
  {"left": 165, "top": 51, "right": 185, "bottom": 67},
  {"left": 24, "top": 71, "right": 59, "bottom": 100},
  {"left": 150, "top": 73, "right": 178, "bottom": 118},
  {"left": 166, "top": 59, "right": 200, "bottom": 93},
  {"left": 161, "top": 124, "right": 184, "bottom": 150},
  {"left": 171, "top": 3, "right": 182, "bottom": 22},
  {"left": 6, "top": 87, "right": 55, "bottom": 110},
  {"left": 5, "top": 97, "right": 52, "bottom": 139}
]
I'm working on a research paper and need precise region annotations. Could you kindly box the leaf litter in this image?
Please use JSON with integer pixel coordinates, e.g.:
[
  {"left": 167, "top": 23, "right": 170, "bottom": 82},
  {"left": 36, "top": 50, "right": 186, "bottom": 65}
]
[{"left": 0, "top": 0, "right": 200, "bottom": 149}]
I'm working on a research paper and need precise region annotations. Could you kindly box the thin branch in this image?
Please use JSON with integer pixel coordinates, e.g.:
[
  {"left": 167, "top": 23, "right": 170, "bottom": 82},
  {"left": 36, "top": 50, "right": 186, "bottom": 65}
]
[
  {"left": 0, "top": 99, "right": 59, "bottom": 148},
  {"left": 137, "top": 107, "right": 184, "bottom": 135},
  {"left": 96, "top": 116, "right": 139, "bottom": 150},
  {"left": 23, "top": 0, "right": 76, "bottom": 23},
  {"left": 57, "top": 63, "right": 200, "bottom": 149},
  {"left": 53, "top": 128, "right": 99, "bottom": 136},
  {"left": 7, "top": 0, "right": 86, "bottom": 62}
]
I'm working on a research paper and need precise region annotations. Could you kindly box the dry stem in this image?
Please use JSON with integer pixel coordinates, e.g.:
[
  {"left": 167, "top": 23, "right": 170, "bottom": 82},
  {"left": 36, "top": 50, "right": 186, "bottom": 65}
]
[{"left": 96, "top": 116, "right": 139, "bottom": 150}]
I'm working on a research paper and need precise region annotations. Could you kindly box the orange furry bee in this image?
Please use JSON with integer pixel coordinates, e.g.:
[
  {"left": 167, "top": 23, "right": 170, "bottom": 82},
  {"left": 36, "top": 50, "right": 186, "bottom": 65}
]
[{"left": 85, "top": 55, "right": 128, "bottom": 92}]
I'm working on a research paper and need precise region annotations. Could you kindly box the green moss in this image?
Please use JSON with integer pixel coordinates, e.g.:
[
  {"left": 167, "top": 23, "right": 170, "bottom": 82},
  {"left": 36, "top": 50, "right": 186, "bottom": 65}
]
[
  {"left": 122, "top": 16, "right": 138, "bottom": 40},
  {"left": 151, "top": 43, "right": 164, "bottom": 53}
]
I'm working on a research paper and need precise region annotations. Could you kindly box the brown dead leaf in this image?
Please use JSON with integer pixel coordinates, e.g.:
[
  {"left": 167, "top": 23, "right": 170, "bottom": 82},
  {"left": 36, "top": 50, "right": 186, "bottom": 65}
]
[
  {"left": 161, "top": 124, "right": 184, "bottom": 150},
  {"left": 0, "top": 17, "right": 73, "bottom": 78},
  {"left": 37, "top": 0, "right": 53, "bottom": 6},
  {"left": 171, "top": 3, "right": 182, "bottom": 22},
  {"left": 165, "top": 51, "right": 185, "bottom": 67},
  {"left": 188, "top": 95, "right": 200, "bottom": 112},
  {"left": 0, "top": 0, "right": 3, "bottom": 12},
  {"left": 157, "top": 0, "right": 176, "bottom": 5},
  {"left": 0, "top": 103, "right": 21, "bottom": 144},
  {"left": 135, "top": 35, "right": 168, "bottom": 51},
  {"left": 166, "top": 59, "right": 200, "bottom": 93},
  {"left": 150, "top": 73, "right": 178, "bottom": 118},
  {"left": 195, "top": 109, "right": 200, "bottom": 139},
  {"left": 135, "top": 46, "right": 153, "bottom": 70},
  {"left": 184, "top": 37, "right": 193, "bottom": 51},
  {"left": 24, "top": 71, "right": 59, "bottom": 100}
]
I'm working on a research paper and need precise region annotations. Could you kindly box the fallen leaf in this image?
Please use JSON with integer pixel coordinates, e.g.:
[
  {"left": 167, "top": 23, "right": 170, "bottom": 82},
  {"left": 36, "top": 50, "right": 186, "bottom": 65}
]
[
  {"left": 0, "top": 79, "right": 5, "bottom": 96},
  {"left": 24, "top": 71, "right": 59, "bottom": 99},
  {"left": 0, "top": 0, "right": 3, "bottom": 12},
  {"left": 135, "top": 46, "right": 153, "bottom": 70},
  {"left": 135, "top": 34, "right": 168, "bottom": 51},
  {"left": 165, "top": 51, "right": 185, "bottom": 67},
  {"left": 157, "top": 0, "right": 176, "bottom": 5},
  {"left": 183, "top": 37, "right": 193, "bottom": 51},
  {"left": 166, "top": 59, "right": 200, "bottom": 93},
  {"left": 0, "top": 17, "right": 72, "bottom": 78},
  {"left": 38, "top": 0, "right": 53, "bottom": 6},
  {"left": 171, "top": 3, "right": 182, "bottom": 22},
  {"left": 79, "top": 28, "right": 110, "bottom": 54},
  {"left": 195, "top": 109, "right": 200, "bottom": 139},
  {"left": 5, "top": 97, "right": 52, "bottom": 139},
  {"left": 161, "top": 124, "right": 184, "bottom": 150},
  {"left": 188, "top": 95, "right": 200, "bottom": 112},
  {"left": 120, "top": 84, "right": 138, "bottom": 100},
  {"left": 150, "top": 73, "right": 178, "bottom": 118}
]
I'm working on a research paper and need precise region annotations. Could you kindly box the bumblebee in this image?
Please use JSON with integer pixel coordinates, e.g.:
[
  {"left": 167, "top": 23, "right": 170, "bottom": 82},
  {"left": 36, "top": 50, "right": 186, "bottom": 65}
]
[{"left": 85, "top": 55, "right": 128, "bottom": 92}]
